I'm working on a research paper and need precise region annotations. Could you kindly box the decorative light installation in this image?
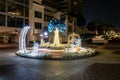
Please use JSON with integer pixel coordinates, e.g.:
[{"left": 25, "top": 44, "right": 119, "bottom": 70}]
[
  {"left": 16, "top": 20, "right": 95, "bottom": 59},
  {"left": 19, "top": 26, "right": 30, "bottom": 53},
  {"left": 53, "top": 28, "right": 60, "bottom": 46},
  {"left": 48, "top": 19, "right": 66, "bottom": 46},
  {"left": 48, "top": 19, "right": 66, "bottom": 33},
  {"left": 75, "top": 39, "right": 81, "bottom": 47},
  {"left": 31, "top": 42, "right": 39, "bottom": 56},
  {"left": 68, "top": 33, "right": 80, "bottom": 45}
]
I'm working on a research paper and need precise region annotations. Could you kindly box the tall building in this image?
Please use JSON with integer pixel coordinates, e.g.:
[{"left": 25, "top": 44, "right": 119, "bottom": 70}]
[
  {"left": 0, "top": 0, "right": 83, "bottom": 44},
  {"left": 43, "top": 0, "right": 82, "bottom": 15}
]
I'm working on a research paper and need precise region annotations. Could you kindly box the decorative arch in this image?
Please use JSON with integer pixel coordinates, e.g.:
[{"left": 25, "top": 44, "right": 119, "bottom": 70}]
[{"left": 19, "top": 26, "right": 30, "bottom": 53}]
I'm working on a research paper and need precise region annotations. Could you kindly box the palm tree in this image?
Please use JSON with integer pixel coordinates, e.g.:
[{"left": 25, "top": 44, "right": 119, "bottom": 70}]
[
  {"left": 87, "top": 20, "right": 102, "bottom": 35},
  {"left": 102, "top": 24, "right": 107, "bottom": 34},
  {"left": 94, "top": 20, "right": 101, "bottom": 35},
  {"left": 108, "top": 25, "right": 115, "bottom": 34}
]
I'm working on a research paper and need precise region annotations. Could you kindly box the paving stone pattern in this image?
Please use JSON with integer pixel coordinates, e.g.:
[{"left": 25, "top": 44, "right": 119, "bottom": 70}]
[
  {"left": 0, "top": 64, "right": 46, "bottom": 80},
  {"left": 67, "top": 63, "right": 120, "bottom": 80}
]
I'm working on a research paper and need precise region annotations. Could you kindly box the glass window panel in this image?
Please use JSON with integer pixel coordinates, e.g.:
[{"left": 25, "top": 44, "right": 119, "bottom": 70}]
[
  {"left": 35, "top": 22, "right": 42, "bottom": 29},
  {"left": 7, "top": 2, "right": 24, "bottom": 16},
  {"left": 16, "top": 18, "right": 23, "bottom": 28},
  {"left": 44, "top": 15, "right": 53, "bottom": 21},
  {"left": 25, "top": 7, "right": 29, "bottom": 17},
  {"left": 0, "top": 14, "right": 5, "bottom": 26},
  {"left": 0, "top": 0, "right": 6, "bottom": 12},
  {"left": 68, "top": 16, "right": 73, "bottom": 23},
  {"left": 12, "top": 0, "right": 24, "bottom": 4},
  {"left": 25, "top": 0, "right": 29, "bottom": 5},
  {"left": 68, "top": 26, "right": 72, "bottom": 32},
  {"left": 7, "top": 16, "right": 16, "bottom": 27},
  {"left": 35, "top": 11, "right": 42, "bottom": 19},
  {"left": 25, "top": 19, "right": 29, "bottom": 26}
]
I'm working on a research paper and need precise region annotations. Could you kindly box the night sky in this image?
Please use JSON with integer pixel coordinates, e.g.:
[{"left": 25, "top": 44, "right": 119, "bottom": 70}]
[{"left": 83, "top": 0, "right": 120, "bottom": 30}]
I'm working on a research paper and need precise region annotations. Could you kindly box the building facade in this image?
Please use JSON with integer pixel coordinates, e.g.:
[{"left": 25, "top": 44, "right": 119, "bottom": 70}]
[
  {"left": 0, "top": 0, "right": 29, "bottom": 43},
  {"left": 0, "top": 0, "right": 83, "bottom": 44}
]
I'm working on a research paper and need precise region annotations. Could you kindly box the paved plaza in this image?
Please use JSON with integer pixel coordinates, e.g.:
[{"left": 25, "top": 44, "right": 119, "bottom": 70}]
[{"left": 0, "top": 43, "right": 120, "bottom": 80}]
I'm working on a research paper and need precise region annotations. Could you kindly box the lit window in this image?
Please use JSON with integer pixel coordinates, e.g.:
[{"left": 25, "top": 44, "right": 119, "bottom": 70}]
[{"left": 7, "top": 2, "right": 24, "bottom": 16}]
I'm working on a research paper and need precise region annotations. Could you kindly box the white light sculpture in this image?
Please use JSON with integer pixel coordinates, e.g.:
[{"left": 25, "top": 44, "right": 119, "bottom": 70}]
[
  {"left": 75, "top": 39, "right": 81, "bottom": 47},
  {"left": 19, "top": 26, "right": 30, "bottom": 53},
  {"left": 31, "top": 42, "right": 39, "bottom": 56},
  {"left": 53, "top": 28, "right": 60, "bottom": 46}
]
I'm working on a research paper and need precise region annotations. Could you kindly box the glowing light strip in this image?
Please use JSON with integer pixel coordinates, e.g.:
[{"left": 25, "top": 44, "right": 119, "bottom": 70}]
[
  {"left": 53, "top": 28, "right": 60, "bottom": 46},
  {"left": 31, "top": 42, "right": 39, "bottom": 56},
  {"left": 19, "top": 26, "right": 30, "bottom": 52}
]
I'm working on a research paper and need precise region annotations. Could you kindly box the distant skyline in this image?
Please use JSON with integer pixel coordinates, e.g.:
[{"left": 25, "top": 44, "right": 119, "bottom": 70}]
[{"left": 83, "top": 0, "right": 120, "bottom": 30}]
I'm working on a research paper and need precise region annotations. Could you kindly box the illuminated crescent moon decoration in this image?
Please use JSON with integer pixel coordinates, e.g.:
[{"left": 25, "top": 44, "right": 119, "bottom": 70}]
[{"left": 19, "top": 26, "right": 30, "bottom": 53}]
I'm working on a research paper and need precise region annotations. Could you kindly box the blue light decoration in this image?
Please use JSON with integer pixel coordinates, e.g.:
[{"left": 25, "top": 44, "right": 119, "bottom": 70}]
[{"left": 48, "top": 19, "right": 66, "bottom": 33}]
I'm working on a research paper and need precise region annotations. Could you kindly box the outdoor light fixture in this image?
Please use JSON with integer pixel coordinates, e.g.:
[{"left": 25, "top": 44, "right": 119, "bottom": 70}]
[
  {"left": 43, "top": 31, "right": 48, "bottom": 38},
  {"left": 44, "top": 31, "right": 48, "bottom": 36}
]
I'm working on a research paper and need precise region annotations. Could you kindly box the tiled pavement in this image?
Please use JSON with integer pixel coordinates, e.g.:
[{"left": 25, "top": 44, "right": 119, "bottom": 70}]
[
  {"left": 0, "top": 64, "right": 46, "bottom": 80},
  {"left": 0, "top": 43, "right": 120, "bottom": 80},
  {"left": 1, "top": 63, "right": 120, "bottom": 80},
  {"left": 67, "top": 63, "right": 120, "bottom": 80}
]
